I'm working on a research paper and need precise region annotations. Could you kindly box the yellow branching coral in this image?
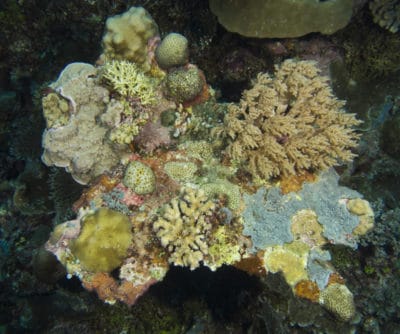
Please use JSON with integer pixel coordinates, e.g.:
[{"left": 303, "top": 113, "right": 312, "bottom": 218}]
[
  {"left": 215, "top": 59, "right": 361, "bottom": 180},
  {"left": 153, "top": 187, "right": 216, "bottom": 270},
  {"left": 101, "top": 60, "right": 158, "bottom": 105}
]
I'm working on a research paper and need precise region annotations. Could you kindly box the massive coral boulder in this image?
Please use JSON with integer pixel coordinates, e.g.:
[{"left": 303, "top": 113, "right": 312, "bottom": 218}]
[
  {"left": 101, "top": 6, "right": 159, "bottom": 69},
  {"left": 209, "top": 0, "right": 354, "bottom": 38}
]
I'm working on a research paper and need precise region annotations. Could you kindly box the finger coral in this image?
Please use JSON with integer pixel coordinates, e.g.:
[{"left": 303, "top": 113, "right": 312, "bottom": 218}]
[
  {"left": 153, "top": 187, "right": 216, "bottom": 270},
  {"left": 218, "top": 59, "right": 361, "bottom": 181}
]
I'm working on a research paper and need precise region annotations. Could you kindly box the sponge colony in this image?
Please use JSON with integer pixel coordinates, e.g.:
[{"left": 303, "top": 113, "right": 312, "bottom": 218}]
[{"left": 70, "top": 208, "right": 133, "bottom": 272}]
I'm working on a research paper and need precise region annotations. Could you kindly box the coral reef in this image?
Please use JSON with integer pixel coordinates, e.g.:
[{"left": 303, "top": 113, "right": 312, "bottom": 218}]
[
  {"left": 209, "top": 0, "right": 353, "bottom": 38},
  {"left": 215, "top": 59, "right": 361, "bottom": 181},
  {"left": 370, "top": 0, "right": 400, "bottom": 33},
  {"left": 155, "top": 33, "right": 189, "bottom": 70},
  {"left": 133, "top": 119, "right": 172, "bottom": 154},
  {"left": 14, "top": 4, "right": 387, "bottom": 330}
]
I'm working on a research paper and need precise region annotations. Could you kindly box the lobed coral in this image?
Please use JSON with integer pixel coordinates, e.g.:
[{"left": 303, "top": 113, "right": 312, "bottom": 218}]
[
  {"left": 153, "top": 187, "right": 216, "bottom": 270},
  {"left": 41, "top": 63, "right": 127, "bottom": 185},
  {"left": 101, "top": 6, "right": 159, "bottom": 69},
  {"left": 42, "top": 93, "right": 70, "bottom": 128},
  {"left": 216, "top": 59, "right": 361, "bottom": 181},
  {"left": 69, "top": 208, "right": 133, "bottom": 273}
]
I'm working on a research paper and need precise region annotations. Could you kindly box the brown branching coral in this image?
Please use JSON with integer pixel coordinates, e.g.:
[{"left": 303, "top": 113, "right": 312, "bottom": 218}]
[{"left": 215, "top": 59, "right": 361, "bottom": 180}]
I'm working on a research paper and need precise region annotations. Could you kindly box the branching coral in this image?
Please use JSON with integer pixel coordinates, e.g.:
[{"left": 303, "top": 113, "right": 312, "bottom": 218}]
[
  {"left": 101, "top": 60, "right": 158, "bottom": 105},
  {"left": 215, "top": 59, "right": 361, "bottom": 180},
  {"left": 153, "top": 187, "right": 216, "bottom": 270}
]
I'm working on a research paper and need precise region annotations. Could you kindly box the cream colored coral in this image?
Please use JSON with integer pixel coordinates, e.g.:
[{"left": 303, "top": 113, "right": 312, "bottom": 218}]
[
  {"left": 101, "top": 60, "right": 157, "bottom": 105},
  {"left": 217, "top": 59, "right": 361, "bottom": 180},
  {"left": 164, "top": 161, "right": 198, "bottom": 182},
  {"left": 101, "top": 7, "right": 159, "bottom": 69},
  {"left": 319, "top": 283, "right": 355, "bottom": 321},
  {"left": 347, "top": 198, "right": 375, "bottom": 236},
  {"left": 263, "top": 242, "right": 310, "bottom": 287},
  {"left": 153, "top": 187, "right": 216, "bottom": 270}
]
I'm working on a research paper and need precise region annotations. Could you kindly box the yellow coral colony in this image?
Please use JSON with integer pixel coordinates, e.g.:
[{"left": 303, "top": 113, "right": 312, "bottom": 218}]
[
  {"left": 219, "top": 59, "right": 361, "bottom": 181},
  {"left": 101, "top": 60, "right": 157, "bottom": 105},
  {"left": 70, "top": 208, "right": 133, "bottom": 273}
]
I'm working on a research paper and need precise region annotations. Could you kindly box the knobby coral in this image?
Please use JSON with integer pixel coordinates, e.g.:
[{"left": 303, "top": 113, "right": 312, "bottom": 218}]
[
  {"left": 153, "top": 187, "right": 216, "bottom": 270},
  {"left": 215, "top": 59, "right": 361, "bottom": 181}
]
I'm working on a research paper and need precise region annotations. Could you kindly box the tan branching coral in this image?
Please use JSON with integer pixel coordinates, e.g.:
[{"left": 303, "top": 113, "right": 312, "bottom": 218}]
[
  {"left": 153, "top": 187, "right": 216, "bottom": 270},
  {"left": 215, "top": 59, "right": 361, "bottom": 180}
]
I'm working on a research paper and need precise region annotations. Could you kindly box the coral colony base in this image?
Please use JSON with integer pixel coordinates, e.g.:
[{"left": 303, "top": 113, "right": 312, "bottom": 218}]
[{"left": 43, "top": 7, "right": 373, "bottom": 322}]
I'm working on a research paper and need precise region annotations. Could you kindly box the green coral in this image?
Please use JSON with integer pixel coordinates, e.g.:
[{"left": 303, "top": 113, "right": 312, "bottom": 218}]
[
  {"left": 165, "top": 67, "right": 204, "bottom": 104},
  {"left": 70, "top": 208, "right": 133, "bottom": 272},
  {"left": 319, "top": 283, "right": 355, "bottom": 321},
  {"left": 123, "top": 161, "right": 156, "bottom": 195},
  {"left": 201, "top": 179, "right": 242, "bottom": 211},
  {"left": 206, "top": 226, "right": 241, "bottom": 270},
  {"left": 101, "top": 60, "right": 158, "bottom": 105},
  {"left": 155, "top": 33, "right": 189, "bottom": 69},
  {"left": 164, "top": 161, "right": 198, "bottom": 182},
  {"left": 109, "top": 122, "right": 141, "bottom": 144},
  {"left": 179, "top": 140, "right": 214, "bottom": 162}
]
